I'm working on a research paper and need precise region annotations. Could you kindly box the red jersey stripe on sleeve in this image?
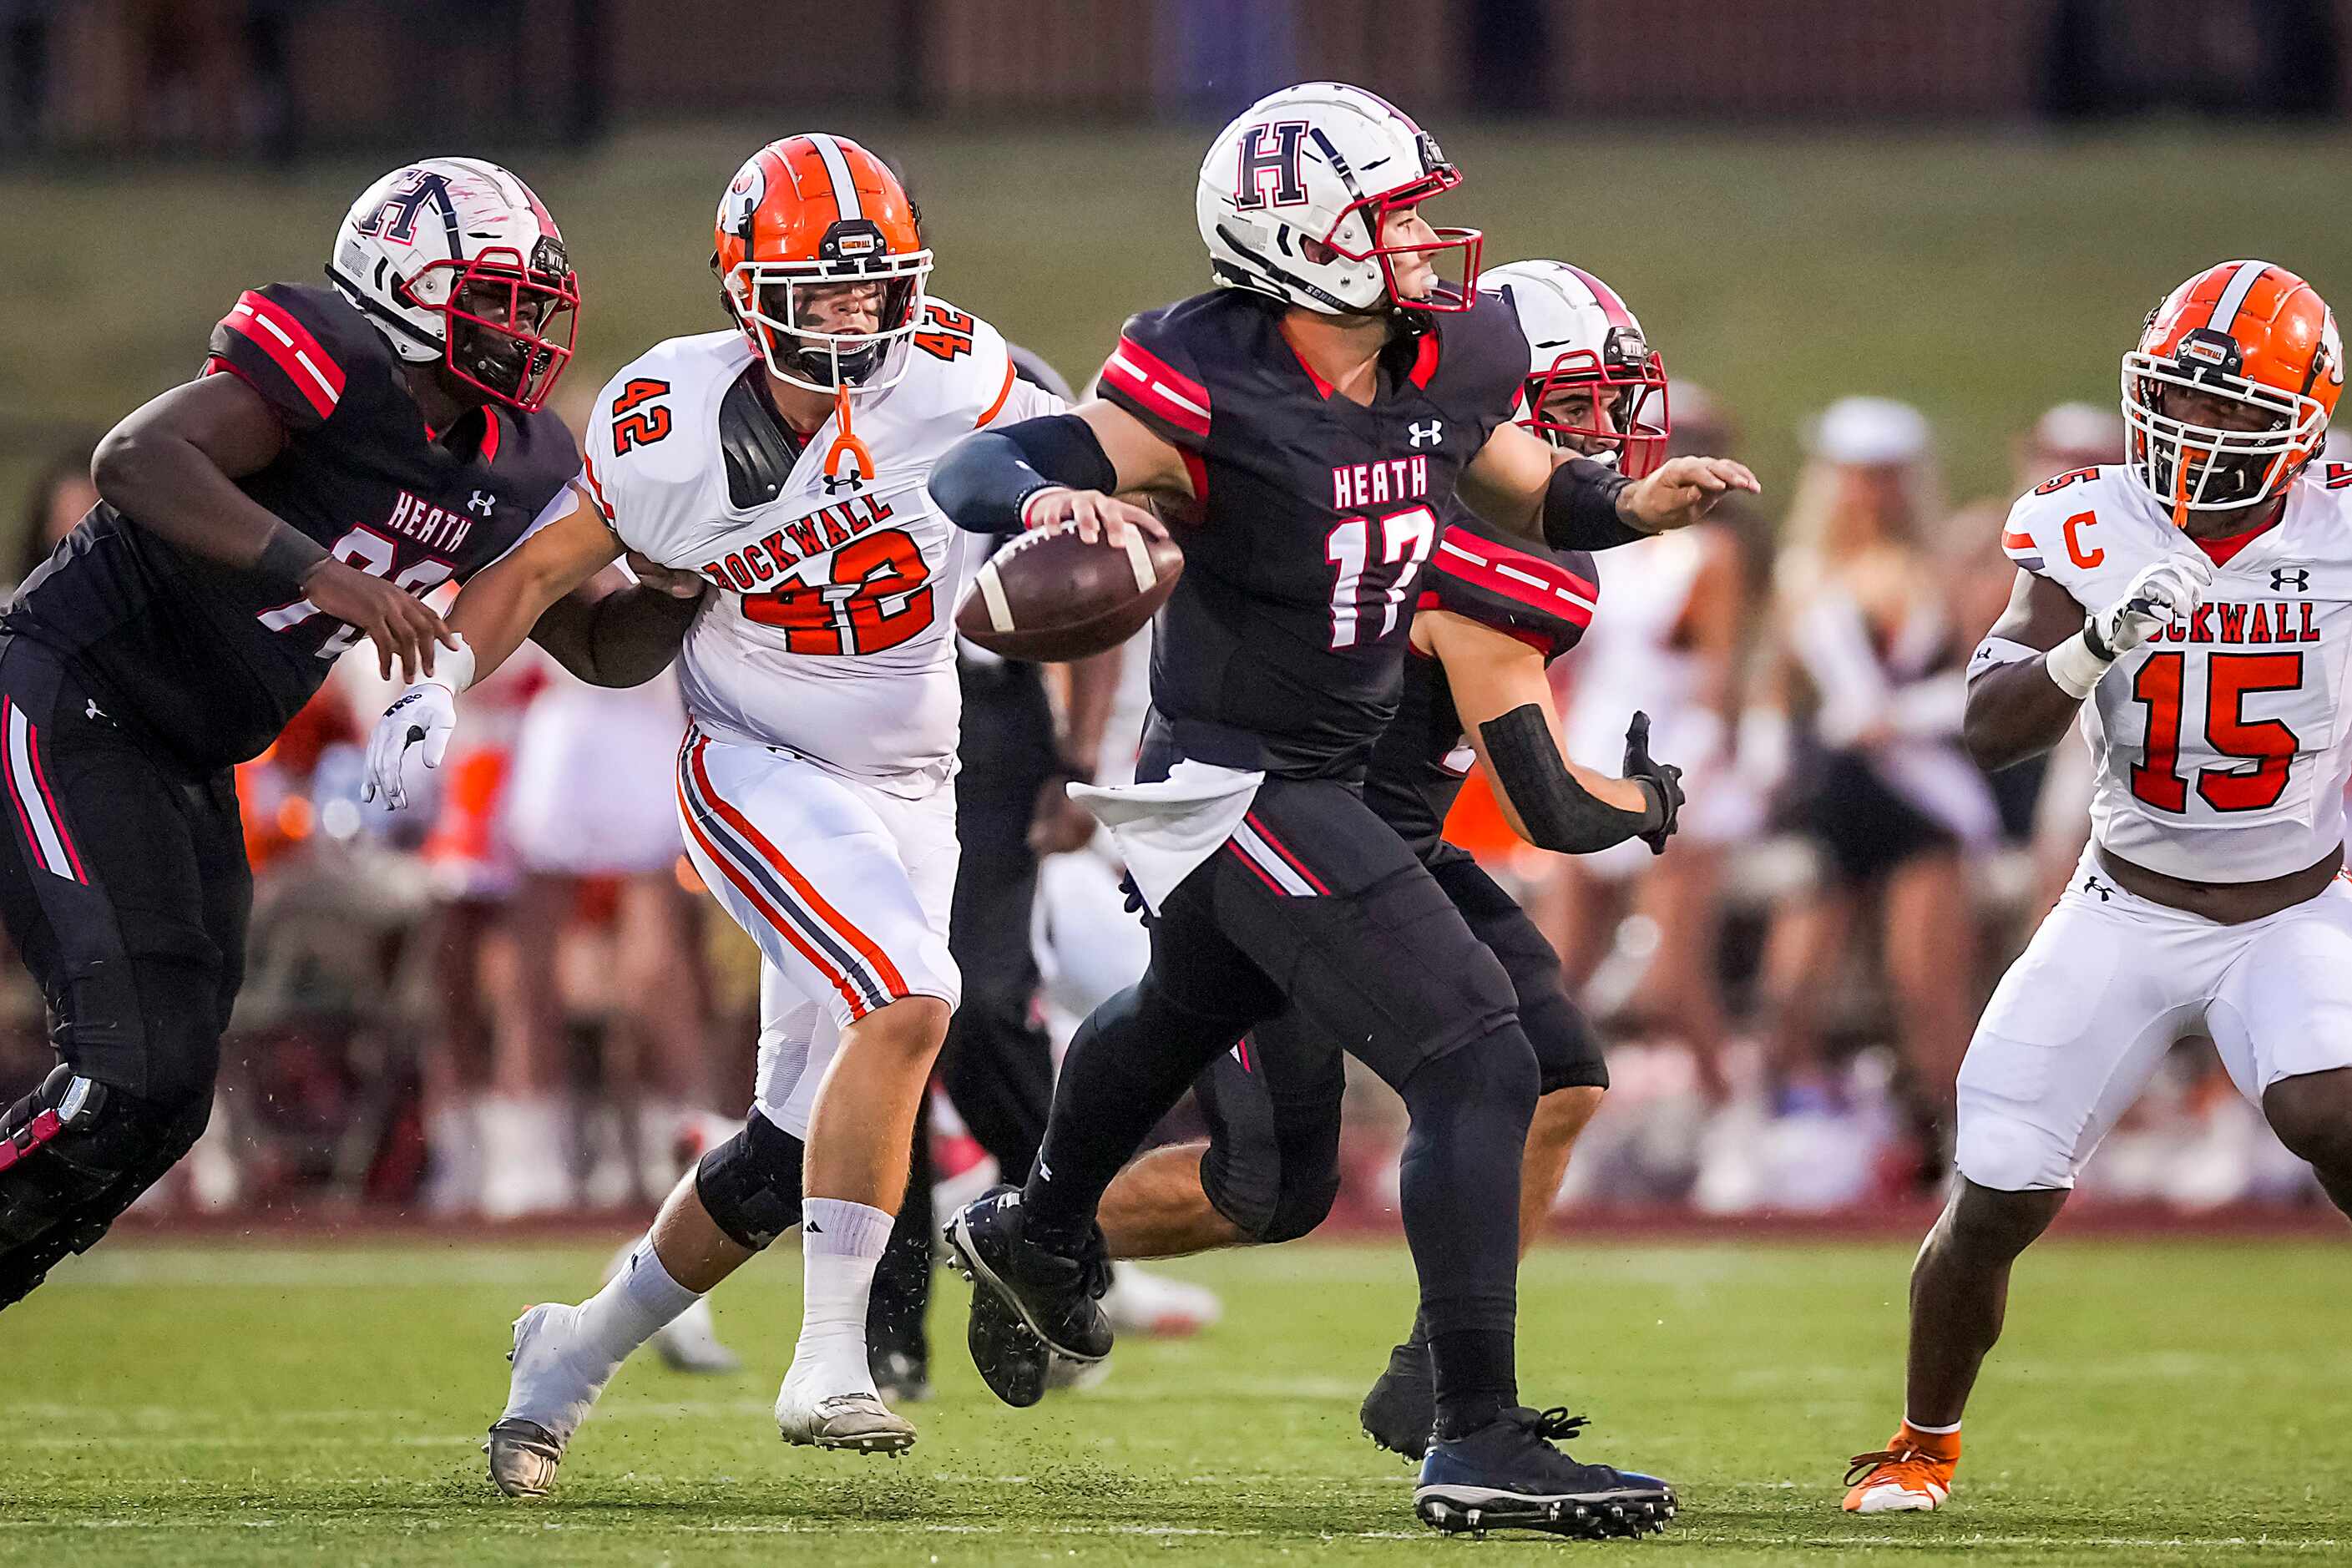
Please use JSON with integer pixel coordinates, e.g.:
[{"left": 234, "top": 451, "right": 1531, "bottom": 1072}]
[
  {"left": 1432, "top": 533, "right": 1596, "bottom": 625},
  {"left": 2000, "top": 529, "right": 2036, "bottom": 552},
  {"left": 219, "top": 291, "right": 346, "bottom": 420},
  {"left": 1100, "top": 336, "right": 1210, "bottom": 439}
]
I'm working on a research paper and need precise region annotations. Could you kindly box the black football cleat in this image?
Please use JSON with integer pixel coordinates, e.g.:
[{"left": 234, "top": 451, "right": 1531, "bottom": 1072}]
[
  {"left": 1360, "top": 1341, "right": 1436, "bottom": 1461},
  {"left": 943, "top": 1185, "right": 1112, "bottom": 1407},
  {"left": 964, "top": 1277, "right": 1052, "bottom": 1409},
  {"left": 1414, "top": 1407, "right": 1677, "bottom": 1540}
]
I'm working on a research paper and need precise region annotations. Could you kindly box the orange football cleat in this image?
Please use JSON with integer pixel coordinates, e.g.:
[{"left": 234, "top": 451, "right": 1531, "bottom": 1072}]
[{"left": 1842, "top": 1425, "right": 1959, "bottom": 1515}]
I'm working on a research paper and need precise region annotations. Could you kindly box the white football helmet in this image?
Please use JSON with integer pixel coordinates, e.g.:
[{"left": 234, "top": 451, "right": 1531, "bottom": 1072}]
[
  {"left": 1482, "top": 259, "right": 1669, "bottom": 478},
  {"left": 327, "top": 156, "right": 579, "bottom": 412},
  {"left": 1196, "top": 81, "right": 1479, "bottom": 316}
]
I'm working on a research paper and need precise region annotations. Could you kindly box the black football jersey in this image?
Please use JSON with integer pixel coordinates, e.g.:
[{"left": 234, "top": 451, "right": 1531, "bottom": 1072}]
[
  {"left": 7, "top": 283, "right": 579, "bottom": 769},
  {"left": 1363, "top": 509, "right": 1597, "bottom": 860},
  {"left": 1099, "top": 287, "right": 1527, "bottom": 781}
]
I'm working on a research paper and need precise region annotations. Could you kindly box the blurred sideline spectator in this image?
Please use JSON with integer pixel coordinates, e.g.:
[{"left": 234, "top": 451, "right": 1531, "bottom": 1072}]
[
  {"left": 1744, "top": 397, "right": 1991, "bottom": 1186},
  {"left": 12, "top": 432, "right": 98, "bottom": 588}
]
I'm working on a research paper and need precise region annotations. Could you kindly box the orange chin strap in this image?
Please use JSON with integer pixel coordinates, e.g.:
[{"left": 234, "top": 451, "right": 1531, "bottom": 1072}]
[{"left": 823, "top": 383, "right": 873, "bottom": 488}]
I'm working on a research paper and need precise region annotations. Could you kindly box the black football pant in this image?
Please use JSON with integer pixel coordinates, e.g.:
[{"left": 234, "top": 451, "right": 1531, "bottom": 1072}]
[
  {"left": 868, "top": 663, "right": 1057, "bottom": 1359},
  {"left": 1024, "top": 775, "right": 1540, "bottom": 1438},
  {"left": 1196, "top": 847, "right": 1608, "bottom": 1246},
  {"left": 0, "top": 636, "right": 249, "bottom": 1309}
]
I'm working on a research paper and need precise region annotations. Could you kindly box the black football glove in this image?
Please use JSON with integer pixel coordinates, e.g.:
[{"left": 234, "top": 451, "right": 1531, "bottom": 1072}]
[{"left": 1621, "top": 711, "right": 1685, "bottom": 857}]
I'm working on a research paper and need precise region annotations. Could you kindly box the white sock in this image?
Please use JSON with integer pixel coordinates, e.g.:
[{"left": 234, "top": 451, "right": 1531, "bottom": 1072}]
[
  {"left": 1902, "top": 1415, "right": 1962, "bottom": 1436},
  {"left": 574, "top": 1236, "right": 701, "bottom": 1373},
  {"left": 794, "top": 1197, "right": 893, "bottom": 1375}
]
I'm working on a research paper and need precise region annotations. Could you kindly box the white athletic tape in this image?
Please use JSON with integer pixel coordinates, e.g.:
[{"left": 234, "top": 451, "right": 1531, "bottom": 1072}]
[
  {"left": 976, "top": 559, "right": 1015, "bottom": 632},
  {"left": 1120, "top": 529, "right": 1156, "bottom": 593}
]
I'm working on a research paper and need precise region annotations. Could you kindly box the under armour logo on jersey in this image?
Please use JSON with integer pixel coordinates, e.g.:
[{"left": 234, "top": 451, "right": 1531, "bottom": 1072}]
[
  {"left": 821, "top": 469, "right": 865, "bottom": 495},
  {"left": 1408, "top": 420, "right": 1444, "bottom": 448},
  {"left": 467, "top": 490, "right": 496, "bottom": 516},
  {"left": 2081, "top": 873, "right": 2114, "bottom": 903},
  {"left": 2273, "top": 567, "right": 2311, "bottom": 593}
]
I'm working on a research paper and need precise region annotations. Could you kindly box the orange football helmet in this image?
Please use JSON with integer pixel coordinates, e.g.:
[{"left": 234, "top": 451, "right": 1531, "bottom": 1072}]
[
  {"left": 2122, "top": 260, "right": 2342, "bottom": 520},
  {"left": 712, "top": 134, "right": 931, "bottom": 397}
]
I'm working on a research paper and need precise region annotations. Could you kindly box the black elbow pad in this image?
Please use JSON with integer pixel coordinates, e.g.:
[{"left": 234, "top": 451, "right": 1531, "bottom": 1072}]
[{"left": 1478, "top": 703, "right": 1656, "bottom": 855}]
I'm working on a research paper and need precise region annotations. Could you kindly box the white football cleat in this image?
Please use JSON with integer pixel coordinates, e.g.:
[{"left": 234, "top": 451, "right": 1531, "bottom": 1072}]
[
  {"left": 487, "top": 1302, "right": 609, "bottom": 1497},
  {"left": 1100, "top": 1262, "right": 1221, "bottom": 1337},
  {"left": 775, "top": 1358, "right": 917, "bottom": 1454}
]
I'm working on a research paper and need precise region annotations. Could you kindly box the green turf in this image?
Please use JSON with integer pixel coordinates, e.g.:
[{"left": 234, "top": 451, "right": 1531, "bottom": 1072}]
[
  {"left": 10, "top": 123, "right": 2352, "bottom": 541},
  {"left": 3, "top": 1237, "right": 2347, "bottom": 1564}
]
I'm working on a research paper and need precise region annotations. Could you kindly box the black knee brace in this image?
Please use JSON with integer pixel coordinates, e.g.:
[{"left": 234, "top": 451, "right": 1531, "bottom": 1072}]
[{"left": 693, "top": 1110, "right": 805, "bottom": 1251}]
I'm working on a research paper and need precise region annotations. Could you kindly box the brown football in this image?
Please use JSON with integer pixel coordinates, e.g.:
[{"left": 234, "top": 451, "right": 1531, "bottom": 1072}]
[{"left": 956, "top": 522, "right": 1184, "bottom": 661}]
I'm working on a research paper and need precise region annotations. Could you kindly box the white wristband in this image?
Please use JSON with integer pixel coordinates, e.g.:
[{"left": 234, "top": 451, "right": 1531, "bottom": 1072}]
[
  {"left": 2041, "top": 630, "right": 2111, "bottom": 701},
  {"left": 430, "top": 636, "right": 477, "bottom": 695}
]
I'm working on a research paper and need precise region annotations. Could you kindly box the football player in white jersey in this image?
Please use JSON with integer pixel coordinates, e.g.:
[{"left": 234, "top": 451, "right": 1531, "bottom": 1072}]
[
  {"left": 363, "top": 134, "right": 1062, "bottom": 1485},
  {"left": 1845, "top": 260, "right": 2352, "bottom": 1515}
]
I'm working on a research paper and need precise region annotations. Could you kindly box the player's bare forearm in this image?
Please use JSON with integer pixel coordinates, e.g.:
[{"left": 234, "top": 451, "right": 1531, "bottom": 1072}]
[
  {"left": 448, "top": 492, "right": 622, "bottom": 682},
  {"left": 1428, "top": 609, "right": 1656, "bottom": 850},
  {"left": 1057, "top": 644, "right": 1124, "bottom": 776},
  {"left": 1963, "top": 661, "right": 2085, "bottom": 771},
  {"left": 1963, "top": 569, "right": 2093, "bottom": 771},
  {"left": 92, "top": 374, "right": 308, "bottom": 575},
  {"left": 529, "top": 563, "right": 701, "bottom": 688}
]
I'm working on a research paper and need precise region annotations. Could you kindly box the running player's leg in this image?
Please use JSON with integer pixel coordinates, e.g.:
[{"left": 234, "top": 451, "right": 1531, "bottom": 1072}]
[
  {"left": 1362, "top": 852, "right": 1611, "bottom": 1459},
  {"left": 1220, "top": 786, "right": 1540, "bottom": 1444},
  {"left": 2210, "top": 880, "right": 2352, "bottom": 1216},
  {"left": 867, "top": 750, "right": 1055, "bottom": 1394},
  {"left": 945, "top": 851, "right": 1288, "bottom": 1404},
  {"left": 490, "top": 964, "right": 810, "bottom": 1495},
  {"left": 1848, "top": 871, "right": 2207, "bottom": 1514},
  {"left": 1096, "top": 1019, "right": 1348, "bottom": 1258},
  {"left": 0, "top": 641, "right": 239, "bottom": 1311},
  {"left": 1217, "top": 785, "right": 1671, "bottom": 1529},
  {"left": 675, "top": 734, "right": 959, "bottom": 1449}
]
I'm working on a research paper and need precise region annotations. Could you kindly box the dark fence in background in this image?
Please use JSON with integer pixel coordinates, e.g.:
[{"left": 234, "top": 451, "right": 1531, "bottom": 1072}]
[{"left": 0, "top": 0, "right": 2343, "bottom": 160}]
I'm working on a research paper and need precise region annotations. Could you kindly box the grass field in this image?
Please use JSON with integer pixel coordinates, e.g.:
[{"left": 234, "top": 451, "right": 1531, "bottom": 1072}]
[
  {"left": 13, "top": 123, "right": 2352, "bottom": 532},
  {"left": 4, "top": 1237, "right": 2349, "bottom": 1565}
]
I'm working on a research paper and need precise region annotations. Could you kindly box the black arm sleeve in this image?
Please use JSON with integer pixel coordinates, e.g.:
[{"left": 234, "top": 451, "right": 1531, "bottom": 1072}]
[
  {"left": 1540, "top": 457, "right": 1646, "bottom": 553},
  {"left": 928, "top": 413, "right": 1120, "bottom": 535},
  {"left": 1477, "top": 703, "right": 1660, "bottom": 855}
]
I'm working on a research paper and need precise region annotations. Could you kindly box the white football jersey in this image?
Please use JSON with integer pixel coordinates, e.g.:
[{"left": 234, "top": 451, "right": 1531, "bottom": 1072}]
[
  {"left": 582, "top": 301, "right": 1060, "bottom": 785},
  {"left": 1998, "top": 463, "right": 2352, "bottom": 881}
]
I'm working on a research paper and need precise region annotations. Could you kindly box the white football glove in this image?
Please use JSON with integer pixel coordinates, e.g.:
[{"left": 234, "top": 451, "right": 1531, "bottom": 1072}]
[
  {"left": 2090, "top": 551, "right": 2213, "bottom": 658},
  {"left": 363, "top": 679, "right": 459, "bottom": 810}
]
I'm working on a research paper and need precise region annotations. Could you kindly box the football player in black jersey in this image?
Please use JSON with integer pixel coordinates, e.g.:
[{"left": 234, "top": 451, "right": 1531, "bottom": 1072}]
[
  {"left": 0, "top": 159, "right": 698, "bottom": 1313},
  {"left": 1047, "top": 261, "right": 1684, "bottom": 1464},
  {"left": 932, "top": 84, "right": 1753, "bottom": 1538}
]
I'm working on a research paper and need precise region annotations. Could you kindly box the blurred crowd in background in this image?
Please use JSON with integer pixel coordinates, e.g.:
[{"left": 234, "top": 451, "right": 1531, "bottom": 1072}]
[
  {"left": 6, "top": 371, "right": 2332, "bottom": 1226},
  {"left": 8, "top": 0, "right": 2349, "bottom": 1227}
]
